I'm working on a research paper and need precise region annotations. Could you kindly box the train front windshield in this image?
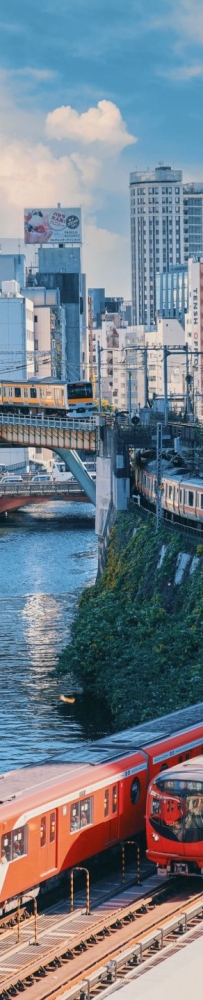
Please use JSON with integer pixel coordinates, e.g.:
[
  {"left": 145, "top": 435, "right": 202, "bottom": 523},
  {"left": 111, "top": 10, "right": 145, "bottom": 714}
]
[
  {"left": 150, "top": 778, "right": 203, "bottom": 843},
  {"left": 68, "top": 382, "right": 93, "bottom": 400}
]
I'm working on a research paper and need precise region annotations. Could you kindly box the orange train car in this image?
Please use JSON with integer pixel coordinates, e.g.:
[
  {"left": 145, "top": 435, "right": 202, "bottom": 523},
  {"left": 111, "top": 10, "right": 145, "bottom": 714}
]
[
  {"left": 146, "top": 755, "right": 203, "bottom": 877},
  {"left": 1, "top": 702, "right": 203, "bottom": 912}
]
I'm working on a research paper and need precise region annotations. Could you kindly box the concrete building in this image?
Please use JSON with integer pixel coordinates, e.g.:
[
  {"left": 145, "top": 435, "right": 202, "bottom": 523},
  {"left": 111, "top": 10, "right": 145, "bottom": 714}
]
[
  {"left": 37, "top": 246, "right": 84, "bottom": 381},
  {"left": 0, "top": 253, "right": 26, "bottom": 289},
  {"left": 130, "top": 165, "right": 184, "bottom": 328},
  {"left": 21, "top": 286, "right": 66, "bottom": 379},
  {"left": 146, "top": 317, "right": 185, "bottom": 408},
  {"left": 156, "top": 265, "right": 188, "bottom": 327},
  {"left": 0, "top": 280, "right": 34, "bottom": 469},
  {"left": 125, "top": 326, "right": 146, "bottom": 411},
  {"left": 0, "top": 281, "right": 34, "bottom": 380},
  {"left": 184, "top": 184, "right": 203, "bottom": 260},
  {"left": 185, "top": 258, "right": 203, "bottom": 419}
]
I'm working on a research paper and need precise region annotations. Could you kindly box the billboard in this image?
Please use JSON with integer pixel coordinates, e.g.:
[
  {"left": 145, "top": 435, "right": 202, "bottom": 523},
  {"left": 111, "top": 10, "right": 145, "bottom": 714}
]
[{"left": 24, "top": 208, "right": 81, "bottom": 244}]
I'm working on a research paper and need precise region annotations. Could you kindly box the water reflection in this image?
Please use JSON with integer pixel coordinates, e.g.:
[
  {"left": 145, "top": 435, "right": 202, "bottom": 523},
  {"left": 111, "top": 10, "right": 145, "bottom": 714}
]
[{"left": 0, "top": 502, "right": 102, "bottom": 772}]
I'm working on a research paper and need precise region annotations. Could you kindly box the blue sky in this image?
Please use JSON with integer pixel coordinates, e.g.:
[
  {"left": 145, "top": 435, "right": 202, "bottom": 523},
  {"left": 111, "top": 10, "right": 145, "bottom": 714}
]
[{"left": 1, "top": 0, "right": 203, "bottom": 293}]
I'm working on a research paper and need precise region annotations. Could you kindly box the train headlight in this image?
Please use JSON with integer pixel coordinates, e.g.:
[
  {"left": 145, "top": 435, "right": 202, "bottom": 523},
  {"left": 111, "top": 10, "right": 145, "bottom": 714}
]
[{"left": 152, "top": 833, "right": 160, "bottom": 841}]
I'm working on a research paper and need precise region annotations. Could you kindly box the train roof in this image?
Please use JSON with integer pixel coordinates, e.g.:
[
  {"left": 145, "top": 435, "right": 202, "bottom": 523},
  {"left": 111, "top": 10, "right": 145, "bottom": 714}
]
[
  {"left": 1, "top": 701, "right": 203, "bottom": 803},
  {"left": 145, "top": 460, "right": 203, "bottom": 490}
]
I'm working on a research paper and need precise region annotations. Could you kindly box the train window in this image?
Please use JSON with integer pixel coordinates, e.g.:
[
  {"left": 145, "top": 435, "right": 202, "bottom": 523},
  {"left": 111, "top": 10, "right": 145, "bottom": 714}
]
[
  {"left": 30, "top": 388, "right": 37, "bottom": 399},
  {"left": 104, "top": 790, "right": 109, "bottom": 817},
  {"left": 165, "top": 484, "right": 168, "bottom": 498},
  {"left": 161, "top": 763, "right": 168, "bottom": 771},
  {"left": 70, "top": 803, "right": 80, "bottom": 832},
  {"left": 62, "top": 805, "right": 67, "bottom": 816},
  {"left": 196, "top": 493, "right": 199, "bottom": 508},
  {"left": 50, "top": 812, "right": 56, "bottom": 843},
  {"left": 179, "top": 756, "right": 183, "bottom": 763},
  {"left": 151, "top": 798, "right": 160, "bottom": 816},
  {"left": 24, "top": 388, "right": 28, "bottom": 398},
  {"left": 8, "top": 386, "right": 12, "bottom": 397},
  {"left": 188, "top": 491, "right": 194, "bottom": 507},
  {"left": 1, "top": 833, "right": 12, "bottom": 863},
  {"left": 112, "top": 786, "right": 118, "bottom": 814},
  {"left": 201, "top": 495, "right": 203, "bottom": 510},
  {"left": 80, "top": 798, "right": 92, "bottom": 827},
  {"left": 131, "top": 778, "right": 140, "bottom": 804},
  {"left": 179, "top": 489, "right": 182, "bottom": 503},
  {"left": 12, "top": 826, "right": 27, "bottom": 859},
  {"left": 14, "top": 387, "right": 21, "bottom": 398},
  {"left": 169, "top": 486, "right": 173, "bottom": 500},
  {"left": 70, "top": 797, "right": 93, "bottom": 832},
  {"left": 40, "top": 817, "right": 46, "bottom": 847}
]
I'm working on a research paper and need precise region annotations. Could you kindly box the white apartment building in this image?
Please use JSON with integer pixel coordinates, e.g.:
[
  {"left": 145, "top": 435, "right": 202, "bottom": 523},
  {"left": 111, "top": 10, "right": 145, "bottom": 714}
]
[
  {"left": 146, "top": 317, "right": 185, "bottom": 408},
  {"left": 130, "top": 166, "right": 184, "bottom": 329},
  {"left": 0, "top": 281, "right": 34, "bottom": 469},
  {"left": 185, "top": 258, "right": 203, "bottom": 419},
  {"left": 0, "top": 281, "right": 34, "bottom": 379}
]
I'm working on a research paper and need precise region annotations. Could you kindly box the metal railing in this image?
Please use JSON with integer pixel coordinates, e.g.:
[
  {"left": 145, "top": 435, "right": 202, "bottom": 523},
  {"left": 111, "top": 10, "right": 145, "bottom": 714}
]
[
  {"left": 0, "top": 481, "right": 89, "bottom": 497},
  {"left": 0, "top": 413, "right": 97, "bottom": 431}
]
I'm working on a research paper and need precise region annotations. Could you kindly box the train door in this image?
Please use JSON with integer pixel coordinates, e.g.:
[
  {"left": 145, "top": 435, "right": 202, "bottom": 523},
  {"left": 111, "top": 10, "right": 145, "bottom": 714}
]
[
  {"left": 40, "top": 811, "right": 57, "bottom": 875},
  {"left": 109, "top": 784, "right": 119, "bottom": 842}
]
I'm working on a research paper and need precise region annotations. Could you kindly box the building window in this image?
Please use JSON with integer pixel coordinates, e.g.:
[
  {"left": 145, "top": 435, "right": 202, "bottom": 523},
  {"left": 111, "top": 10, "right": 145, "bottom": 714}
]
[
  {"left": 35, "top": 339, "right": 38, "bottom": 351},
  {"left": 34, "top": 315, "right": 38, "bottom": 323}
]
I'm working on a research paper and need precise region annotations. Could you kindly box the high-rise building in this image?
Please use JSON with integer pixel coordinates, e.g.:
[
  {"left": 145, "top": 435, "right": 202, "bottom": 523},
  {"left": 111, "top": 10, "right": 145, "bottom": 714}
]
[
  {"left": 184, "top": 184, "right": 203, "bottom": 260},
  {"left": 37, "top": 246, "right": 84, "bottom": 380},
  {"left": 130, "top": 166, "right": 184, "bottom": 328},
  {"left": 0, "top": 281, "right": 34, "bottom": 380},
  {"left": 0, "top": 253, "right": 26, "bottom": 289},
  {"left": 156, "top": 264, "right": 188, "bottom": 327}
]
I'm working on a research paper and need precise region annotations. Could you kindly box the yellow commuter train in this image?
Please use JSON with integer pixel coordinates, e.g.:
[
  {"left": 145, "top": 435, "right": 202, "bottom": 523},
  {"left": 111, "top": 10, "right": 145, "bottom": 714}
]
[{"left": 0, "top": 379, "right": 95, "bottom": 417}]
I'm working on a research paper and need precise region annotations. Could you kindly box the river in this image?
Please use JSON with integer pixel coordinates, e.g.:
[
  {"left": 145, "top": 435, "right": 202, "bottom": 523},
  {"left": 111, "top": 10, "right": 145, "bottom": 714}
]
[{"left": 0, "top": 501, "right": 105, "bottom": 774}]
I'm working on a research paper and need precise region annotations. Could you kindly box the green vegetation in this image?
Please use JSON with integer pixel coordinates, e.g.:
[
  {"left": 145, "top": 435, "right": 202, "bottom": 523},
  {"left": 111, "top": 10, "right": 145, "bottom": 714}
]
[{"left": 59, "top": 514, "right": 203, "bottom": 728}]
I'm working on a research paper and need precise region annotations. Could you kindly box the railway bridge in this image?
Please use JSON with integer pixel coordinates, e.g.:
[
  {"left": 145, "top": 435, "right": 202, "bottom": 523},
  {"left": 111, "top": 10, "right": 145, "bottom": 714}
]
[{"left": 0, "top": 413, "right": 97, "bottom": 505}]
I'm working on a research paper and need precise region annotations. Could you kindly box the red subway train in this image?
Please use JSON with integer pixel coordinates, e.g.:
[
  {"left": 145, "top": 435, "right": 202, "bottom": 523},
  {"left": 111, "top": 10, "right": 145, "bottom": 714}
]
[
  {"left": 146, "top": 755, "right": 203, "bottom": 876},
  {"left": 1, "top": 702, "right": 203, "bottom": 912}
]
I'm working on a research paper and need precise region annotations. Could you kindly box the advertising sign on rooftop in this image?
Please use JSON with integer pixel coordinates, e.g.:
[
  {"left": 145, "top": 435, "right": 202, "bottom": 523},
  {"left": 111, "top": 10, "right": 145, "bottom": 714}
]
[{"left": 24, "top": 208, "right": 81, "bottom": 244}]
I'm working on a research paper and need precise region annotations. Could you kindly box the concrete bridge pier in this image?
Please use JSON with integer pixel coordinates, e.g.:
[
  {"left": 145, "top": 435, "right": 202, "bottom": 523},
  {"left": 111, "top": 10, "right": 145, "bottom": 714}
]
[
  {"left": 96, "top": 422, "right": 130, "bottom": 574},
  {"left": 55, "top": 448, "right": 96, "bottom": 505}
]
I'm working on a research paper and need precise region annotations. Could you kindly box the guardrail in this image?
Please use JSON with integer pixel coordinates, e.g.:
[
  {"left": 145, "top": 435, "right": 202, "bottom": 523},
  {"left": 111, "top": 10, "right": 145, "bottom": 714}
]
[
  {"left": 0, "top": 413, "right": 97, "bottom": 431},
  {"left": 0, "top": 482, "right": 89, "bottom": 497}
]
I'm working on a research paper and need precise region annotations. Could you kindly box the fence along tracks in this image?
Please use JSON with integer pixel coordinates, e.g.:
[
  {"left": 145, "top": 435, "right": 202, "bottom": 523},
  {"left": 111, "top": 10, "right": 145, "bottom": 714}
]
[{"left": 0, "top": 879, "right": 203, "bottom": 1000}]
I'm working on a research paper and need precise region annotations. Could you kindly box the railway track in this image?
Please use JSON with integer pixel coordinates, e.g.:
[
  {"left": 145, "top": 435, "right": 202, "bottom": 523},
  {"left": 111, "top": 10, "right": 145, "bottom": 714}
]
[{"left": 0, "top": 874, "right": 202, "bottom": 1000}]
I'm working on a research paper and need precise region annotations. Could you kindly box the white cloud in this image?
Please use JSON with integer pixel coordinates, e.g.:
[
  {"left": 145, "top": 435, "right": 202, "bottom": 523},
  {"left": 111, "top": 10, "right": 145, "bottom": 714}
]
[
  {"left": 83, "top": 222, "right": 131, "bottom": 298},
  {"left": 172, "top": 0, "right": 203, "bottom": 43},
  {"left": 158, "top": 63, "right": 203, "bottom": 82},
  {"left": 46, "top": 99, "right": 136, "bottom": 152},
  {"left": 13, "top": 67, "right": 56, "bottom": 81}
]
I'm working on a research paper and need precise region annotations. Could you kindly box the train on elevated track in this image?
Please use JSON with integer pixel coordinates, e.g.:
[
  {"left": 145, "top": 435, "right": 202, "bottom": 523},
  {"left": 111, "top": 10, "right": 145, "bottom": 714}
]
[
  {"left": 146, "top": 755, "right": 203, "bottom": 876},
  {"left": 1, "top": 702, "right": 203, "bottom": 913},
  {"left": 0, "top": 379, "right": 95, "bottom": 418},
  {"left": 135, "top": 461, "right": 203, "bottom": 527}
]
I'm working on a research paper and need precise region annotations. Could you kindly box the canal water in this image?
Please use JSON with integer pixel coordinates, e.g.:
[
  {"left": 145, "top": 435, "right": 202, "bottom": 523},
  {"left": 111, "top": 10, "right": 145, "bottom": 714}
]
[{"left": 0, "top": 501, "right": 104, "bottom": 773}]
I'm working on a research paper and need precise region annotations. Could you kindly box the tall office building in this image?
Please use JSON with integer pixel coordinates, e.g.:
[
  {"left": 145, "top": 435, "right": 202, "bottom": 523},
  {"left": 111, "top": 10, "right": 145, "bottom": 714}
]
[
  {"left": 130, "top": 165, "right": 184, "bottom": 328},
  {"left": 183, "top": 184, "right": 203, "bottom": 260},
  {"left": 37, "top": 246, "right": 84, "bottom": 380}
]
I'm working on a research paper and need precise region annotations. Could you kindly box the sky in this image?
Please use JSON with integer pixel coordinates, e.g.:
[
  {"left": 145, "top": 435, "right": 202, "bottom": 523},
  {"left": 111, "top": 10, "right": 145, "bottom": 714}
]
[{"left": 1, "top": 0, "right": 203, "bottom": 295}]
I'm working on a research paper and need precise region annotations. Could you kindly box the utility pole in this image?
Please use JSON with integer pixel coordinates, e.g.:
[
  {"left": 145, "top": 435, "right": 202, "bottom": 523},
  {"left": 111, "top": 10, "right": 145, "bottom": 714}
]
[
  {"left": 185, "top": 344, "right": 189, "bottom": 417},
  {"left": 97, "top": 342, "right": 102, "bottom": 415},
  {"left": 163, "top": 346, "right": 168, "bottom": 426},
  {"left": 156, "top": 422, "right": 163, "bottom": 531},
  {"left": 143, "top": 347, "right": 148, "bottom": 407},
  {"left": 128, "top": 370, "right": 132, "bottom": 423}
]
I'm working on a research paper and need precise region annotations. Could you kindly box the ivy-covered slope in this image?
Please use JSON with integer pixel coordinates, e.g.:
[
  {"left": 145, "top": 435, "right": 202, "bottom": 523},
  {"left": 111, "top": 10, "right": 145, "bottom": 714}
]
[{"left": 58, "top": 514, "right": 203, "bottom": 728}]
